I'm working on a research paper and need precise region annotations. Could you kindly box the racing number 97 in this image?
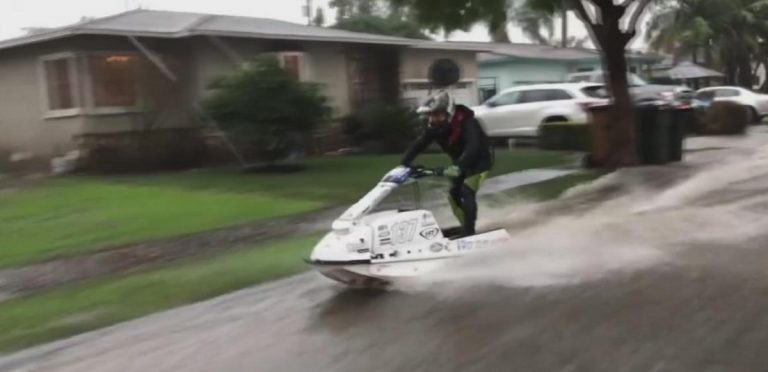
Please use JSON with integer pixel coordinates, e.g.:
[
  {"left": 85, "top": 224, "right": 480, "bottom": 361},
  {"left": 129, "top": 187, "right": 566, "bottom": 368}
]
[{"left": 392, "top": 219, "right": 418, "bottom": 244}]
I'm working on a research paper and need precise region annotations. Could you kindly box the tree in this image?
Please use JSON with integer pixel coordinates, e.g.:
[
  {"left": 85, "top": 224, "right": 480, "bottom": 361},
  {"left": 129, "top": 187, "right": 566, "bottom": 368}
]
[
  {"left": 392, "top": 0, "right": 655, "bottom": 166},
  {"left": 333, "top": 15, "right": 431, "bottom": 39},
  {"left": 509, "top": 5, "right": 555, "bottom": 45},
  {"left": 330, "top": 0, "right": 354, "bottom": 21},
  {"left": 646, "top": 0, "right": 768, "bottom": 88},
  {"left": 313, "top": 7, "right": 326, "bottom": 26},
  {"left": 330, "top": 0, "right": 381, "bottom": 20},
  {"left": 203, "top": 58, "right": 331, "bottom": 165}
]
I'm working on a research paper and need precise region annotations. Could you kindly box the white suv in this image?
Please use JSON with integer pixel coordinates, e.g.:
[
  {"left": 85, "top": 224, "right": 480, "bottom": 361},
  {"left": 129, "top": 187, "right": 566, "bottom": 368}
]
[{"left": 471, "top": 83, "right": 607, "bottom": 138}]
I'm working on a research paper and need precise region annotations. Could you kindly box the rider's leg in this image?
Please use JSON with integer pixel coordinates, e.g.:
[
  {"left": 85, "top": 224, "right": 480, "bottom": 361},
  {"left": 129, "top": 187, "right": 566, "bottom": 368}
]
[
  {"left": 448, "top": 176, "right": 466, "bottom": 227},
  {"left": 459, "top": 172, "right": 488, "bottom": 235}
]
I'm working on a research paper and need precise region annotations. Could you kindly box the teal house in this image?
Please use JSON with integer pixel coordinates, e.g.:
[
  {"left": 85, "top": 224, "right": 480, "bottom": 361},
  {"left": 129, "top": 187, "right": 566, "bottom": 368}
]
[{"left": 473, "top": 43, "right": 663, "bottom": 101}]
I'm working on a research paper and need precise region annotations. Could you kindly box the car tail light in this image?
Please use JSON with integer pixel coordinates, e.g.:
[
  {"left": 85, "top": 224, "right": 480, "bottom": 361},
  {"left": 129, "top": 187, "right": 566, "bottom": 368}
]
[{"left": 577, "top": 100, "right": 602, "bottom": 112}]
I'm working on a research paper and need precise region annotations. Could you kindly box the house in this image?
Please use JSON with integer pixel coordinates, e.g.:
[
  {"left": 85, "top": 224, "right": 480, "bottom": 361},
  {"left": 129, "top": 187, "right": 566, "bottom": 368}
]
[
  {"left": 474, "top": 43, "right": 663, "bottom": 101},
  {"left": 0, "top": 9, "right": 489, "bottom": 159}
]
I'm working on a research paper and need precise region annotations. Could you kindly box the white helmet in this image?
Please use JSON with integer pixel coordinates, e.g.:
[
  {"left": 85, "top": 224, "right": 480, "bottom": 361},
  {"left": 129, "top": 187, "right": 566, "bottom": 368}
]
[{"left": 416, "top": 90, "right": 455, "bottom": 117}]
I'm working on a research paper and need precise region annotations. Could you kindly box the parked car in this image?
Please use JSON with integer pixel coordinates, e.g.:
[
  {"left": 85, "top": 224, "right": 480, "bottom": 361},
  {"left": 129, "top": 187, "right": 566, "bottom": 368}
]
[
  {"left": 694, "top": 86, "right": 768, "bottom": 123},
  {"left": 566, "top": 71, "right": 694, "bottom": 104},
  {"left": 471, "top": 83, "right": 608, "bottom": 138}
]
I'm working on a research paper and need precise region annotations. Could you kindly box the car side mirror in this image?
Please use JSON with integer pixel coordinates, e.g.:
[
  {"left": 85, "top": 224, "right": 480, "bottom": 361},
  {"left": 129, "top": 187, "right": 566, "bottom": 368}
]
[{"left": 485, "top": 101, "right": 498, "bottom": 108}]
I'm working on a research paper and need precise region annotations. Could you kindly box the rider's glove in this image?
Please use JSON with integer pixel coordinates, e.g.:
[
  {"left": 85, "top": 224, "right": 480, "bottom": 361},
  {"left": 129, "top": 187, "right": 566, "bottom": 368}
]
[{"left": 443, "top": 165, "right": 461, "bottom": 178}]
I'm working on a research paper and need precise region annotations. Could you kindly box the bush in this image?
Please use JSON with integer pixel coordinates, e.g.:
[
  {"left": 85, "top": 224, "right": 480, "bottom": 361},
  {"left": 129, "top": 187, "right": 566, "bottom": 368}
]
[
  {"left": 695, "top": 101, "right": 749, "bottom": 135},
  {"left": 538, "top": 122, "right": 592, "bottom": 152},
  {"left": 202, "top": 58, "right": 331, "bottom": 164},
  {"left": 341, "top": 103, "right": 421, "bottom": 153}
]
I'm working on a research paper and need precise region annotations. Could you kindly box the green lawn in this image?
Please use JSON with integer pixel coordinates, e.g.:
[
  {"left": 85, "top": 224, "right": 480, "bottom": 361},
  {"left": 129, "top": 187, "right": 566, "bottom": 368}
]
[
  {"left": 0, "top": 235, "right": 320, "bottom": 355},
  {"left": 0, "top": 150, "right": 574, "bottom": 268},
  {"left": 0, "top": 183, "right": 321, "bottom": 268},
  {"left": 109, "top": 150, "right": 575, "bottom": 203}
]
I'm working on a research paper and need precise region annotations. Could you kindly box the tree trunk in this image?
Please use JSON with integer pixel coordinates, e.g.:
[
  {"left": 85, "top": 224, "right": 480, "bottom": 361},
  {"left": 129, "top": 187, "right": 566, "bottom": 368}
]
[
  {"left": 490, "top": 26, "right": 511, "bottom": 43},
  {"left": 560, "top": 1, "right": 568, "bottom": 48},
  {"left": 726, "top": 60, "right": 736, "bottom": 85},
  {"left": 760, "top": 60, "right": 768, "bottom": 93},
  {"left": 581, "top": 0, "right": 639, "bottom": 167},
  {"left": 692, "top": 46, "right": 698, "bottom": 64},
  {"left": 601, "top": 38, "right": 639, "bottom": 167},
  {"left": 488, "top": 15, "right": 510, "bottom": 43},
  {"left": 738, "top": 53, "right": 753, "bottom": 89}
]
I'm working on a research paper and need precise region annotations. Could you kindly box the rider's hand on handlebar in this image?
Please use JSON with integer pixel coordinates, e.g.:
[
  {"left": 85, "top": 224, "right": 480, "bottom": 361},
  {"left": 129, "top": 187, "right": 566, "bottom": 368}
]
[{"left": 443, "top": 165, "right": 461, "bottom": 178}]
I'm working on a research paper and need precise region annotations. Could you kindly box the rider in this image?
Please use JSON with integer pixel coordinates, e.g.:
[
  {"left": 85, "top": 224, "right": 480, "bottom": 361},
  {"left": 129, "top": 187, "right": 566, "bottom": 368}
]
[{"left": 401, "top": 90, "right": 493, "bottom": 237}]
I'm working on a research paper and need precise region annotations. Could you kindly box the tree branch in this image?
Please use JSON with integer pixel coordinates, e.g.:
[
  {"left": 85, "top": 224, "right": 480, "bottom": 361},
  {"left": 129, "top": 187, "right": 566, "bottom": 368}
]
[
  {"left": 570, "top": 0, "right": 605, "bottom": 47},
  {"left": 570, "top": 0, "right": 593, "bottom": 25},
  {"left": 627, "top": 0, "right": 652, "bottom": 33}
]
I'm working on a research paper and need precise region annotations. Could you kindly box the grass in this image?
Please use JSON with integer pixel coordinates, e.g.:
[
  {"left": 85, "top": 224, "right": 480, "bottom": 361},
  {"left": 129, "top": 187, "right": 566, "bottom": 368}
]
[
  {"left": 0, "top": 234, "right": 320, "bottom": 355},
  {"left": 0, "top": 166, "right": 601, "bottom": 355},
  {"left": 0, "top": 150, "right": 573, "bottom": 268},
  {"left": 0, "top": 183, "right": 321, "bottom": 268},
  {"left": 108, "top": 150, "right": 575, "bottom": 203}
]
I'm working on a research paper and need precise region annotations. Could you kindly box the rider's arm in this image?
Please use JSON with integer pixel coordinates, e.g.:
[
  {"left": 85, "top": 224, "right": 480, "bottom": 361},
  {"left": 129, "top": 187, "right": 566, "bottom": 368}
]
[
  {"left": 457, "top": 119, "right": 483, "bottom": 171},
  {"left": 401, "top": 130, "right": 434, "bottom": 166}
]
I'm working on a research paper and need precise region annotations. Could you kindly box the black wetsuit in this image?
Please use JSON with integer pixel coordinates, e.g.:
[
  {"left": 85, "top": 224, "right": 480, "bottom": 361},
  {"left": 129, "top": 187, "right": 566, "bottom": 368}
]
[{"left": 401, "top": 105, "right": 493, "bottom": 235}]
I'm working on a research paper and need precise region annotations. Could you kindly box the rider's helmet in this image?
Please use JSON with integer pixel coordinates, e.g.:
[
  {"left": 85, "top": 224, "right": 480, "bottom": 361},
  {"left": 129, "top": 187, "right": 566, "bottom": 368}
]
[{"left": 417, "top": 90, "right": 455, "bottom": 119}]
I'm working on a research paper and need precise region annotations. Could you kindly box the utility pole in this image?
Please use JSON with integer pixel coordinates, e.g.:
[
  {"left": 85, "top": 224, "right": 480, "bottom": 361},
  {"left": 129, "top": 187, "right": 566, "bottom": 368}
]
[{"left": 304, "top": 0, "right": 313, "bottom": 25}]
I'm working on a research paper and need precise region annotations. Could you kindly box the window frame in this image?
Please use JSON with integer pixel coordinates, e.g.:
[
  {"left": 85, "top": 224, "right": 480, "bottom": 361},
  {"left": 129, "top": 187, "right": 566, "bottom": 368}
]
[
  {"left": 38, "top": 52, "right": 83, "bottom": 119},
  {"left": 38, "top": 51, "right": 144, "bottom": 120}
]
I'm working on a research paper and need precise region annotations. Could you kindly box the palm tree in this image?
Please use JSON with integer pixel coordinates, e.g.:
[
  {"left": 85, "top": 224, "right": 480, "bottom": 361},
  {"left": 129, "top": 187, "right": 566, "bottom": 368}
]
[
  {"left": 646, "top": 0, "right": 766, "bottom": 87},
  {"left": 506, "top": 0, "right": 584, "bottom": 47},
  {"left": 509, "top": 4, "right": 555, "bottom": 45}
]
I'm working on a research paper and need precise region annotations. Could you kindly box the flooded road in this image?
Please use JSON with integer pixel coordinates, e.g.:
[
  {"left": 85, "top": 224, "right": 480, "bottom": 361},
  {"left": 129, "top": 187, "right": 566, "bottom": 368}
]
[{"left": 5, "top": 132, "right": 768, "bottom": 371}]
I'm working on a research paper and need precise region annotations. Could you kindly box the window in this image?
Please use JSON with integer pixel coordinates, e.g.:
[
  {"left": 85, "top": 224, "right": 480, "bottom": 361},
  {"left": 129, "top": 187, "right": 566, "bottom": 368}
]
[
  {"left": 715, "top": 89, "right": 740, "bottom": 98},
  {"left": 545, "top": 89, "right": 573, "bottom": 101},
  {"left": 581, "top": 86, "right": 609, "bottom": 99},
  {"left": 88, "top": 54, "right": 139, "bottom": 108},
  {"left": 40, "top": 52, "right": 141, "bottom": 118},
  {"left": 41, "top": 55, "right": 78, "bottom": 114},
  {"left": 695, "top": 90, "right": 716, "bottom": 101},
  {"left": 487, "top": 91, "right": 520, "bottom": 106},
  {"left": 282, "top": 54, "right": 301, "bottom": 80}
]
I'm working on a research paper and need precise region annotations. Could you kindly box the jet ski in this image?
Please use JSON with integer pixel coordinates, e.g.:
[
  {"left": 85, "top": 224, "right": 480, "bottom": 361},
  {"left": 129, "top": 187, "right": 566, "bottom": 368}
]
[{"left": 306, "top": 165, "right": 511, "bottom": 288}]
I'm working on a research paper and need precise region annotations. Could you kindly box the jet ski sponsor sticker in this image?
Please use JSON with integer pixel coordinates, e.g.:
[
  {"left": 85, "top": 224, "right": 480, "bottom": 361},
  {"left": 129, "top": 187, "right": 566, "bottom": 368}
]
[
  {"left": 420, "top": 227, "right": 440, "bottom": 240},
  {"left": 458, "top": 238, "right": 500, "bottom": 251}
]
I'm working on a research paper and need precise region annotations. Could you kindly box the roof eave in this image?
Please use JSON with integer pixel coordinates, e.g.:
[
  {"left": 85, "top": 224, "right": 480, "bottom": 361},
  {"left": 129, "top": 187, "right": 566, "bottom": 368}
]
[{"left": 192, "top": 30, "right": 414, "bottom": 46}]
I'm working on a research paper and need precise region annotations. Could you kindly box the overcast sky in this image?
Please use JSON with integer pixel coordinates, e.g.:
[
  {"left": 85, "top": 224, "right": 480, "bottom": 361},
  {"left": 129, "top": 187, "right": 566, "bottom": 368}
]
[{"left": 0, "top": 0, "right": 649, "bottom": 48}]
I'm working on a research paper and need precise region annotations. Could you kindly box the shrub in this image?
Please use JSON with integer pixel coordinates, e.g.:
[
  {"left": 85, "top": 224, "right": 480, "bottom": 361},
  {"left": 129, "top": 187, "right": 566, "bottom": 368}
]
[
  {"left": 695, "top": 101, "right": 749, "bottom": 135},
  {"left": 538, "top": 122, "right": 592, "bottom": 152},
  {"left": 341, "top": 103, "right": 421, "bottom": 153},
  {"left": 202, "top": 58, "right": 331, "bottom": 164}
]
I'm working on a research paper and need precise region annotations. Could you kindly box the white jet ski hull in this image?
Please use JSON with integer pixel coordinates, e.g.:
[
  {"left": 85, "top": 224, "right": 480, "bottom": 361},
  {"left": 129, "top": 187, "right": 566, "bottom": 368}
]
[{"left": 309, "top": 228, "right": 511, "bottom": 288}]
